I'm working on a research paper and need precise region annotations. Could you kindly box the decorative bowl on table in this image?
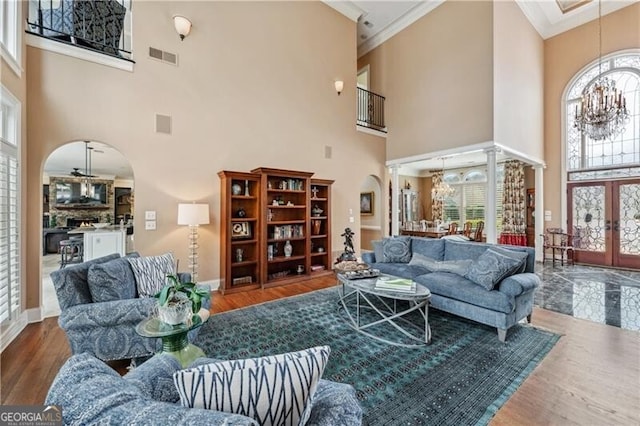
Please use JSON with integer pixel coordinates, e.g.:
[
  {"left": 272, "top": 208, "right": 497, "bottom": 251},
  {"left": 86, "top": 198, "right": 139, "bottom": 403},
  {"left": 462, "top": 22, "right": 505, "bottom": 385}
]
[
  {"left": 92, "top": 223, "right": 110, "bottom": 229},
  {"left": 341, "top": 268, "right": 381, "bottom": 280}
]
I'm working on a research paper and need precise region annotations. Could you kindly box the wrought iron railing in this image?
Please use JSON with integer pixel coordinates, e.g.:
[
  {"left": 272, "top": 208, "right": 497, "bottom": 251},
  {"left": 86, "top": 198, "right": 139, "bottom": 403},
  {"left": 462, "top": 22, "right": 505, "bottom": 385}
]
[
  {"left": 357, "top": 87, "right": 386, "bottom": 132},
  {"left": 26, "top": 0, "right": 132, "bottom": 60}
]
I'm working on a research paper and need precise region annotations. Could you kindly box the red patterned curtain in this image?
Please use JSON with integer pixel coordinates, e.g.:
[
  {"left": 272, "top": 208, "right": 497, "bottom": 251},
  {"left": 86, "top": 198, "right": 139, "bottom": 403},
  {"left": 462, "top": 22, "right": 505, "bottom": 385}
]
[
  {"left": 501, "top": 160, "right": 526, "bottom": 234},
  {"left": 431, "top": 171, "right": 443, "bottom": 221}
]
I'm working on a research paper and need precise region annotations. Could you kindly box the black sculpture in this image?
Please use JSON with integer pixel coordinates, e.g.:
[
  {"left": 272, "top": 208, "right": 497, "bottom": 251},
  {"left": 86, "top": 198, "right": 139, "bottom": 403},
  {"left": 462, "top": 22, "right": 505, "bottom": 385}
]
[{"left": 337, "top": 227, "right": 357, "bottom": 262}]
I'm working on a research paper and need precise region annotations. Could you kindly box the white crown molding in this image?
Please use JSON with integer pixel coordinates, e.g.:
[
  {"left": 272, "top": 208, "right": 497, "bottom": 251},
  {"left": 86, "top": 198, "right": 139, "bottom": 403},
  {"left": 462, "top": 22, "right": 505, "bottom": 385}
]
[
  {"left": 515, "top": 0, "right": 638, "bottom": 40},
  {"left": 26, "top": 33, "right": 134, "bottom": 72},
  {"left": 322, "top": 1, "right": 364, "bottom": 22},
  {"left": 357, "top": 0, "right": 446, "bottom": 58}
]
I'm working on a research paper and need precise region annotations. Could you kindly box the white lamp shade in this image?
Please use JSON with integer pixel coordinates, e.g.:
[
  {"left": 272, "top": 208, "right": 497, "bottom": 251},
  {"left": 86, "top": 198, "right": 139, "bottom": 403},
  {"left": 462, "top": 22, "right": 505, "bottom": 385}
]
[
  {"left": 334, "top": 80, "right": 344, "bottom": 94},
  {"left": 178, "top": 203, "right": 210, "bottom": 226},
  {"left": 173, "top": 15, "right": 192, "bottom": 38}
]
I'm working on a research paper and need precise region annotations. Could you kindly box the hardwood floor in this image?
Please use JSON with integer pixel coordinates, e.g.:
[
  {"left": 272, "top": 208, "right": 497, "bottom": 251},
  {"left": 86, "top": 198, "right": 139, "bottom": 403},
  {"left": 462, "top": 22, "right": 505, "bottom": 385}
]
[{"left": 2, "top": 275, "right": 639, "bottom": 425}]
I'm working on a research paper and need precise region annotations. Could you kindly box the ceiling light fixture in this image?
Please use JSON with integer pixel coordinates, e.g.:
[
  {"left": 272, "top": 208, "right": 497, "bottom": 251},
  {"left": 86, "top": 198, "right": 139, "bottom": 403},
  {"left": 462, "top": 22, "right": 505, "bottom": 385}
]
[
  {"left": 334, "top": 80, "right": 344, "bottom": 96},
  {"left": 574, "top": 0, "right": 629, "bottom": 141},
  {"left": 82, "top": 141, "right": 95, "bottom": 199},
  {"left": 173, "top": 15, "right": 192, "bottom": 41}
]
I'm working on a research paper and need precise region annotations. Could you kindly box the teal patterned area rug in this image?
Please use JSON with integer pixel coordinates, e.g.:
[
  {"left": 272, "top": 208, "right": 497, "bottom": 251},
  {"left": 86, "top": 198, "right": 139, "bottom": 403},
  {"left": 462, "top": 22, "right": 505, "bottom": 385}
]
[{"left": 194, "top": 287, "right": 559, "bottom": 425}]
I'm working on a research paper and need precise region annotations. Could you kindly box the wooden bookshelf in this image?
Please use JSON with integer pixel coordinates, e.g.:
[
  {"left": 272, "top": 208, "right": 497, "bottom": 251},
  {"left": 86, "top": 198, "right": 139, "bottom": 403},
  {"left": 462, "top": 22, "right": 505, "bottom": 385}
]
[
  {"left": 218, "top": 171, "right": 262, "bottom": 294},
  {"left": 220, "top": 168, "right": 333, "bottom": 292}
]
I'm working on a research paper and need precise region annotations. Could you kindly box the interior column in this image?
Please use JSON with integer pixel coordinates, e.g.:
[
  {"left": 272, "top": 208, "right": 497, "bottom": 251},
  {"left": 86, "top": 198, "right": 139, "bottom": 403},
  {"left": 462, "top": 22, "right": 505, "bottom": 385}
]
[
  {"left": 534, "top": 165, "right": 544, "bottom": 262},
  {"left": 391, "top": 165, "right": 400, "bottom": 236},
  {"left": 485, "top": 148, "right": 497, "bottom": 244}
]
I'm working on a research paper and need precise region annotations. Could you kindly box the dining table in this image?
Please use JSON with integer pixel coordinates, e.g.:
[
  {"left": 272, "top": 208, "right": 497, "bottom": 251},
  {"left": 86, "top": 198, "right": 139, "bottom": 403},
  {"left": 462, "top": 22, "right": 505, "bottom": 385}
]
[{"left": 400, "top": 228, "right": 449, "bottom": 238}]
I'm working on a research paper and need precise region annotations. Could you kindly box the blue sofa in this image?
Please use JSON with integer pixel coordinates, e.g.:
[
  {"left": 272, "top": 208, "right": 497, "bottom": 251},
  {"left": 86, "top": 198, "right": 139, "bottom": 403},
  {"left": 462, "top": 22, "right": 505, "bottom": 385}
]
[
  {"left": 362, "top": 238, "right": 540, "bottom": 342},
  {"left": 45, "top": 352, "right": 363, "bottom": 425}
]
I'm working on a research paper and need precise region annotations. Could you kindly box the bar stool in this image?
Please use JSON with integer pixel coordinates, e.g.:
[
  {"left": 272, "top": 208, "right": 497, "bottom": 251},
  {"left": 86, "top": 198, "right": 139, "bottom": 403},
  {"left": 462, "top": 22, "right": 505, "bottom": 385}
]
[{"left": 59, "top": 239, "right": 84, "bottom": 268}]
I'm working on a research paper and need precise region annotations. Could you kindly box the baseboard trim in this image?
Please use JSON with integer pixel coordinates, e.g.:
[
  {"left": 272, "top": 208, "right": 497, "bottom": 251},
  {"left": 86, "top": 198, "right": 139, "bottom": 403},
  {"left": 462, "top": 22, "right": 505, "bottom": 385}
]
[
  {"left": 0, "top": 312, "right": 28, "bottom": 353},
  {"left": 199, "top": 279, "right": 220, "bottom": 292},
  {"left": 27, "top": 307, "right": 43, "bottom": 323}
]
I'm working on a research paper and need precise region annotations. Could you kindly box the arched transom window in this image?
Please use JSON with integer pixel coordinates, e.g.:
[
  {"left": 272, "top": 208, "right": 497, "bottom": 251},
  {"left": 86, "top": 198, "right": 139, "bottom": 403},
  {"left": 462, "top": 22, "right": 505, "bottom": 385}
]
[{"left": 566, "top": 52, "right": 640, "bottom": 179}]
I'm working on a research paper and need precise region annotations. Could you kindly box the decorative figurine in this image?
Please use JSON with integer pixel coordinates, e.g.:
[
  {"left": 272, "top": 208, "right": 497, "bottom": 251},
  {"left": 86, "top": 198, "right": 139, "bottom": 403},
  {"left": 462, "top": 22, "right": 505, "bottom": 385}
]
[{"left": 337, "top": 227, "right": 357, "bottom": 262}]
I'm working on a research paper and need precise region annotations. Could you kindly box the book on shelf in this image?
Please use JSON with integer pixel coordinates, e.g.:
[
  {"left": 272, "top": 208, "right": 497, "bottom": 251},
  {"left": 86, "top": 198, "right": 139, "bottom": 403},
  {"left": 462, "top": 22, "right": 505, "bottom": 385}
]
[{"left": 374, "top": 277, "right": 416, "bottom": 293}]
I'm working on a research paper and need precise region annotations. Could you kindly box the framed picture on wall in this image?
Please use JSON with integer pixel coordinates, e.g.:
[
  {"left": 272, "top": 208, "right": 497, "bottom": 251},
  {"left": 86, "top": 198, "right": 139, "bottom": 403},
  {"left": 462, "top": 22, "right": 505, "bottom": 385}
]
[{"left": 360, "top": 192, "right": 374, "bottom": 216}]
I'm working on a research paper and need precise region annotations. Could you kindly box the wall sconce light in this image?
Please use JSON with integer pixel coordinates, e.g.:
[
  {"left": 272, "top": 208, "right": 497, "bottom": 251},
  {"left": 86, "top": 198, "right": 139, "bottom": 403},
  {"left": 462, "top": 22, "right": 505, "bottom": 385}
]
[
  {"left": 334, "top": 80, "right": 344, "bottom": 96},
  {"left": 173, "top": 15, "right": 192, "bottom": 41}
]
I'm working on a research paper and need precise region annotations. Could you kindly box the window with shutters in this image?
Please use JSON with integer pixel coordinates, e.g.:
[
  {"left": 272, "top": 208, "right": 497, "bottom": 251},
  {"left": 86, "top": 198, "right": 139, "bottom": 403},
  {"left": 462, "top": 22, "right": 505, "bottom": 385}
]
[
  {"left": 0, "top": 85, "right": 20, "bottom": 324},
  {"left": 441, "top": 166, "right": 504, "bottom": 234}
]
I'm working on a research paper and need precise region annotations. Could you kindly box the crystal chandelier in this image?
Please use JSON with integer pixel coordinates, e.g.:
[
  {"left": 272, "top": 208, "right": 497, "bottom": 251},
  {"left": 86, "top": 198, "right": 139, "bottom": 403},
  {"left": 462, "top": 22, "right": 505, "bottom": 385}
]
[
  {"left": 431, "top": 158, "right": 455, "bottom": 201},
  {"left": 574, "top": 0, "right": 629, "bottom": 141}
]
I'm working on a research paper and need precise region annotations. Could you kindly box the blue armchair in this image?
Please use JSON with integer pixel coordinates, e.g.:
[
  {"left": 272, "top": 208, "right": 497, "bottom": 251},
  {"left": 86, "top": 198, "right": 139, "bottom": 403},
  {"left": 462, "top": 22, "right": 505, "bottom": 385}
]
[
  {"left": 46, "top": 352, "right": 363, "bottom": 426},
  {"left": 50, "top": 253, "right": 208, "bottom": 362}
]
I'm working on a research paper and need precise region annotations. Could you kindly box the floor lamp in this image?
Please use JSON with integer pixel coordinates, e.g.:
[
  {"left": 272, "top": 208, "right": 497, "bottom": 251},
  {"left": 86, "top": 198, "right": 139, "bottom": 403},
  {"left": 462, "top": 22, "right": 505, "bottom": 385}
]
[{"left": 177, "top": 203, "right": 210, "bottom": 282}]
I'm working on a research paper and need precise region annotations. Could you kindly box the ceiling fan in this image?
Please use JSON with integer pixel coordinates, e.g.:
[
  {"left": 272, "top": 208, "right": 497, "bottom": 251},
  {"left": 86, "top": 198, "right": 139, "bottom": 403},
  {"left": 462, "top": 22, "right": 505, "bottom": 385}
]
[
  {"left": 70, "top": 167, "right": 96, "bottom": 178},
  {"left": 69, "top": 141, "right": 97, "bottom": 178}
]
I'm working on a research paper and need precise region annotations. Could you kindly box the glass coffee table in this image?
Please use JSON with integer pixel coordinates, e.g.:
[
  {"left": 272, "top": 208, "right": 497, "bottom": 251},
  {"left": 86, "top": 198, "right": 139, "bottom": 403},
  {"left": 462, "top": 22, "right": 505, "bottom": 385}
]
[
  {"left": 337, "top": 273, "right": 431, "bottom": 347},
  {"left": 136, "top": 315, "right": 206, "bottom": 367}
]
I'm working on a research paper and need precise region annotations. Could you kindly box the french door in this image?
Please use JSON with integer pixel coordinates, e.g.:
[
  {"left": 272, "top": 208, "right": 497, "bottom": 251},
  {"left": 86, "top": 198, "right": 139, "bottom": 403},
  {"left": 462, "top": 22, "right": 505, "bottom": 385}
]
[{"left": 568, "top": 179, "right": 640, "bottom": 269}]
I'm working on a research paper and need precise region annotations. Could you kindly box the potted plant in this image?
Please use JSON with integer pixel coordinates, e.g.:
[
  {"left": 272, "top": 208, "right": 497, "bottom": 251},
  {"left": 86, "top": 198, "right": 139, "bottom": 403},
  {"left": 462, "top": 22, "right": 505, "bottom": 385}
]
[{"left": 155, "top": 274, "right": 210, "bottom": 325}]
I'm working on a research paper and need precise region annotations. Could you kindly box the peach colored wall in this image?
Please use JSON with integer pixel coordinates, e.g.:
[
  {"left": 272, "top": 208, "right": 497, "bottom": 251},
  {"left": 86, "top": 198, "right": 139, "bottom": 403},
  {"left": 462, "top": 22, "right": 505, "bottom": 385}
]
[
  {"left": 25, "top": 1, "right": 386, "bottom": 310},
  {"left": 493, "top": 1, "right": 544, "bottom": 161},
  {"left": 544, "top": 3, "right": 639, "bottom": 229},
  {"left": 358, "top": 1, "right": 494, "bottom": 161}
]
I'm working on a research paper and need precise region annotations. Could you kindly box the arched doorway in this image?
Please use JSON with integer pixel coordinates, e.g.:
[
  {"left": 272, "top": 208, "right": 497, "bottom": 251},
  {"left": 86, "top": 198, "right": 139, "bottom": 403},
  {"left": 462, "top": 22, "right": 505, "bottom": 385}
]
[
  {"left": 41, "top": 140, "right": 134, "bottom": 317},
  {"left": 360, "top": 174, "right": 384, "bottom": 251}
]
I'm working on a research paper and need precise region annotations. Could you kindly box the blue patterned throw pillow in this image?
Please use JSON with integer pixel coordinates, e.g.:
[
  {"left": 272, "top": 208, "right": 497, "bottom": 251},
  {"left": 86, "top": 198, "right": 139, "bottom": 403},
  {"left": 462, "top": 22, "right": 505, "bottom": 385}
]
[
  {"left": 127, "top": 252, "right": 175, "bottom": 298},
  {"left": 87, "top": 253, "right": 140, "bottom": 302},
  {"left": 382, "top": 236, "right": 412, "bottom": 263},
  {"left": 465, "top": 249, "right": 523, "bottom": 290},
  {"left": 491, "top": 246, "right": 528, "bottom": 274},
  {"left": 173, "top": 346, "right": 330, "bottom": 426}
]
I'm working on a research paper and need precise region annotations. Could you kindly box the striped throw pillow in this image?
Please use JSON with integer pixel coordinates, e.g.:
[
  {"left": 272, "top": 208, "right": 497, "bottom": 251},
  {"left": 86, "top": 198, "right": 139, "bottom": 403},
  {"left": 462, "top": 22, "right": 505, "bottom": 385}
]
[
  {"left": 173, "top": 346, "right": 330, "bottom": 426},
  {"left": 127, "top": 252, "right": 175, "bottom": 297}
]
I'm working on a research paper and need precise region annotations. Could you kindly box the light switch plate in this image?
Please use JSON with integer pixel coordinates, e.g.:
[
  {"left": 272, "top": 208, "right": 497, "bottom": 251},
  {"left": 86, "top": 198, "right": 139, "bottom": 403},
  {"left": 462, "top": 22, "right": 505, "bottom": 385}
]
[
  {"left": 145, "top": 220, "right": 156, "bottom": 230},
  {"left": 145, "top": 211, "right": 156, "bottom": 220}
]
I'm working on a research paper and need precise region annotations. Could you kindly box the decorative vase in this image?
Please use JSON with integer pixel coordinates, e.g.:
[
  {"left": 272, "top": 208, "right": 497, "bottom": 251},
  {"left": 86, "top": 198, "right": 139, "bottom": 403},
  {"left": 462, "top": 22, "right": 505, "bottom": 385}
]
[
  {"left": 244, "top": 180, "right": 250, "bottom": 196},
  {"left": 157, "top": 295, "right": 192, "bottom": 326},
  {"left": 312, "top": 219, "right": 322, "bottom": 235},
  {"left": 284, "top": 240, "right": 293, "bottom": 258}
]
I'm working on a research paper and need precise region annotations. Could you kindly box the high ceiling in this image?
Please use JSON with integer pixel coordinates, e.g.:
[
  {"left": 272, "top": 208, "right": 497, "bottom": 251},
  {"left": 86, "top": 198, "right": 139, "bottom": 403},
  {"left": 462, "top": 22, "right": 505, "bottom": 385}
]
[
  {"left": 45, "top": 2, "right": 637, "bottom": 178},
  {"left": 322, "top": 0, "right": 637, "bottom": 173},
  {"left": 323, "top": 0, "right": 637, "bottom": 57}
]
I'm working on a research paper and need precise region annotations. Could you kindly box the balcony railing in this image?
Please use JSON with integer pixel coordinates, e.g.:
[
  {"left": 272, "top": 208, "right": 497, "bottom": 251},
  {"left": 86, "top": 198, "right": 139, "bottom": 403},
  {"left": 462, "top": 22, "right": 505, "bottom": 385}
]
[
  {"left": 357, "top": 87, "right": 386, "bottom": 133},
  {"left": 26, "top": 0, "right": 132, "bottom": 60}
]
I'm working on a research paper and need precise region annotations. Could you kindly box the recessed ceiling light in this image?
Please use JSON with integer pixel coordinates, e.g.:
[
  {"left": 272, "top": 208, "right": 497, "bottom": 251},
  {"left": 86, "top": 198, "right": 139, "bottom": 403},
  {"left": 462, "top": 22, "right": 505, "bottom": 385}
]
[{"left": 360, "top": 34, "right": 368, "bottom": 40}]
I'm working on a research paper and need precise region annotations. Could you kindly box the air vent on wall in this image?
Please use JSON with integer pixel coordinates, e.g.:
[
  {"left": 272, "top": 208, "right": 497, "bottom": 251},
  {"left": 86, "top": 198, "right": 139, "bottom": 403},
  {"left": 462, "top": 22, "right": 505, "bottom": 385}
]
[
  {"left": 148, "top": 47, "right": 178, "bottom": 66},
  {"left": 155, "top": 114, "right": 172, "bottom": 135}
]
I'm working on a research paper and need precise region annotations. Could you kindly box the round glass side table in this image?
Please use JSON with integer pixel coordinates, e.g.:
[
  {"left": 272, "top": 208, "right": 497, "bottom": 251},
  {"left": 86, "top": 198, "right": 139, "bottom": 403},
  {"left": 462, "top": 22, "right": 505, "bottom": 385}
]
[{"left": 136, "top": 315, "right": 206, "bottom": 367}]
